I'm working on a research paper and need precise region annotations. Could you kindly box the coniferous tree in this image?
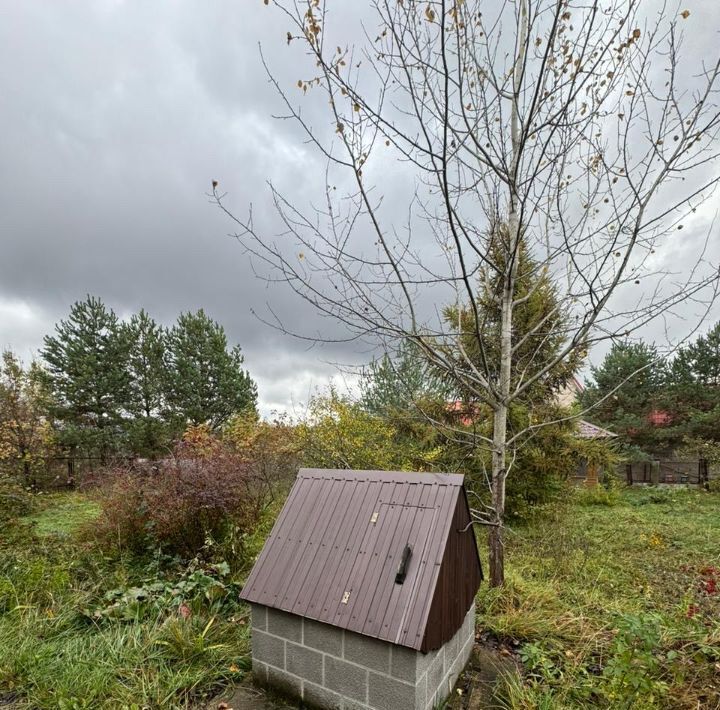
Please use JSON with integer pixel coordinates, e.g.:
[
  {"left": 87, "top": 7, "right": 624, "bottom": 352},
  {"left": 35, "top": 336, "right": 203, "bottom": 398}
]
[
  {"left": 443, "top": 234, "right": 582, "bottom": 408},
  {"left": 360, "top": 340, "right": 449, "bottom": 416},
  {"left": 439, "top": 235, "right": 597, "bottom": 513},
  {"left": 165, "top": 310, "right": 257, "bottom": 429},
  {"left": 41, "top": 296, "right": 131, "bottom": 459},
  {"left": 665, "top": 322, "right": 720, "bottom": 445},
  {"left": 581, "top": 342, "right": 667, "bottom": 453},
  {"left": 123, "top": 309, "right": 169, "bottom": 457}
]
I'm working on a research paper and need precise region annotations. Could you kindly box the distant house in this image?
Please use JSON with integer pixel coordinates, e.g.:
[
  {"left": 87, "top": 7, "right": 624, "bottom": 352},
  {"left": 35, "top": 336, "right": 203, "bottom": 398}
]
[
  {"left": 444, "top": 399, "right": 478, "bottom": 427},
  {"left": 573, "top": 419, "right": 617, "bottom": 486},
  {"left": 576, "top": 419, "right": 617, "bottom": 441},
  {"left": 647, "top": 408, "right": 673, "bottom": 427},
  {"left": 556, "top": 375, "right": 586, "bottom": 409},
  {"left": 555, "top": 377, "right": 618, "bottom": 485}
]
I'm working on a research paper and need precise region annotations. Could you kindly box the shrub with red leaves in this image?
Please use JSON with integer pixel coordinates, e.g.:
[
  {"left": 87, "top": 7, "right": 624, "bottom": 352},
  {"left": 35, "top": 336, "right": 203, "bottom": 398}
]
[{"left": 90, "top": 445, "right": 268, "bottom": 558}]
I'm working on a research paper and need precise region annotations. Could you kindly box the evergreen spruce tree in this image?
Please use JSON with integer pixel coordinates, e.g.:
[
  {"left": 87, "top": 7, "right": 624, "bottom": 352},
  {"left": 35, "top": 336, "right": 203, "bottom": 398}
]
[
  {"left": 439, "top": 235, "right": 593, "bottom": 514},
  {"left": 41, "top": 296, "right": 131, "bottom": 459},
  {"left": 443, "top": 235, "right": 582, "bottom": 407},
  {"left": 165, "top": 310, "right": 257, "bottom": 429},
  {"left": 360, "top": 340, "right": 449, "bottom": 416}
]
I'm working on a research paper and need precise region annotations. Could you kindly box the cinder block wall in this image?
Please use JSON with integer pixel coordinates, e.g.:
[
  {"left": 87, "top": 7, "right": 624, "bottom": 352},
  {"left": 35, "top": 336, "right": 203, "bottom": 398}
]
[{"left": 250, "top": 603, "right": 475, "bottom": 710}]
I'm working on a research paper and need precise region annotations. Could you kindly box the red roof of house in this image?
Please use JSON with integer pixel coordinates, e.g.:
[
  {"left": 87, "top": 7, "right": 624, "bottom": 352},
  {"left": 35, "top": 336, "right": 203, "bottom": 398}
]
[{"left": 647, "top": 409, "right": 672, "bottom": 426}]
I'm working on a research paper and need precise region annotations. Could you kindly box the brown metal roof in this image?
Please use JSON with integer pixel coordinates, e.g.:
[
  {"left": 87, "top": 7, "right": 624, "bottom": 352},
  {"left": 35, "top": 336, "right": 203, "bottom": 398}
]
[
  {"left": 577, "top": 419, "right": 617, "bottom": 439},
  {"left": 240, "top": 468, "right": 480, "bottom": 651}
]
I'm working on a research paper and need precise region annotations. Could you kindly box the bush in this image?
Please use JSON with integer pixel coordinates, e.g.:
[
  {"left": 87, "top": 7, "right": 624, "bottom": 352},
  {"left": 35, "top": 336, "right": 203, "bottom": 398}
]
[
  {"left": 601, "top": 613, "right": 669, "bottom": 706},
  {"left": 222, "top": 411, "right": 299, "bottom": 490},
  {"left": 297, "top": 391, "right": 420, "bottom": 471},
  {"left": 90, "top": 446, "right": 267, "bottom": 559},
  {"left": 629, "top": 487, "right": 678, "bottom": 506},
  {"left": 0, "top": 473, "right": 34, "bottom": 523},
  {"left": 85, "top": 561, "right": 242, "bottom": 624},
  {"left": 575, "top": 475, "right": 624, "bottom": 507}
]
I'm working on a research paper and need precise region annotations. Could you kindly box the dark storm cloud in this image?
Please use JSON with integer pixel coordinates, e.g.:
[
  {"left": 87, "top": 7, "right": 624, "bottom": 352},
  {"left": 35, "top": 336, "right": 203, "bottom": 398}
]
[
  {"left": 1, "top": 1, "right": 718, "bottom": 413},
  {"left": 0, "top": 0, "right": 371, "bottom": 414}
]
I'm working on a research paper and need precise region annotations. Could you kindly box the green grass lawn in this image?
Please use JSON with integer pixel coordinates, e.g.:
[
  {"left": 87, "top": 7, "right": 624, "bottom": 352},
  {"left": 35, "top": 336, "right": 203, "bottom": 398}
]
[
  {"left": 477, "top": 486, "right": 720, "bottom": 709},
  {"left": 25, "top": 492, "right": 101, "bottom": 536},
  {"left": 0, "top": 493, "right": 254, "bottom": 709},
  {"left": 0, "top": 486, "right": 718, "bottom": 709}
]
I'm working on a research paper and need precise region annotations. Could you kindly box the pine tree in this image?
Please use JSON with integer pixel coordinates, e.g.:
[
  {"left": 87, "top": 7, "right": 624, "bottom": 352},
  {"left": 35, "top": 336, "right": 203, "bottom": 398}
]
[
  {"left": 360, "top": 340, "right": 449, "bottom": 415},
  {"left": 665, "top": 322, "right": 720, "bottom": 444},
  {"left": 41, "top": 296, "right": 130, "bottom": 459},
  {"left": 165, "top": 310, "right": 257, "bottom": 429},
  {"left": 581, "top": 342, "right": 667, "bottom": 453},
  {"left": 123, "top": 309, "right": 169, "bottom": 457}
]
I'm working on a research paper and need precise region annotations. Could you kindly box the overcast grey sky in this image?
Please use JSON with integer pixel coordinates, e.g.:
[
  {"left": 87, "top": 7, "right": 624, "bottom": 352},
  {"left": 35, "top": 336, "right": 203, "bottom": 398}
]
[
  {"left": 0, "top": 0, "right": 354, "bottom": 416},
  {"left": 1, "top": 1, "right": 719, "bottom": 417}
]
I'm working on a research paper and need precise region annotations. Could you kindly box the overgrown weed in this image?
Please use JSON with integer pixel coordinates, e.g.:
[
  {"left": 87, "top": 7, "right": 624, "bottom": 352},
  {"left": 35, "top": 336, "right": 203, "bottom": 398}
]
[
  {"left": 478, "top": 487, "right": 720, "bottom": 709},
  {"left": 0, "top": 492, "right": 255, "bottom": 709}
]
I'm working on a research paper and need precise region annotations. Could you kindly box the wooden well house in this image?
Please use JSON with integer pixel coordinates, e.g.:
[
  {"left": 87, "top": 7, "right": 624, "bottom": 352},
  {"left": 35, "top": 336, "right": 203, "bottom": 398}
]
[{"left": 240, "top": 468, "right": 483, "bottom": 710}]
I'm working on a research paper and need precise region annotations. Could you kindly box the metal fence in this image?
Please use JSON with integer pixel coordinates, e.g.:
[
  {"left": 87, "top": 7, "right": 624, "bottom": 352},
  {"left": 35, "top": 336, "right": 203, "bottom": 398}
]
[
  {"left": 623, "top": 459, "right": 709, "bottom": 486},
  {"left": 1, "top": 456, "right": 135, "bottom": 490}
]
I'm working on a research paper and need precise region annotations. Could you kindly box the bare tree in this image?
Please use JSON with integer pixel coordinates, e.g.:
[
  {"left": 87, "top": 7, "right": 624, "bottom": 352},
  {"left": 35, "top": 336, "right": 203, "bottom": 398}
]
[{"left": 215, "top": 0, "right": 720, "bottom": 585}]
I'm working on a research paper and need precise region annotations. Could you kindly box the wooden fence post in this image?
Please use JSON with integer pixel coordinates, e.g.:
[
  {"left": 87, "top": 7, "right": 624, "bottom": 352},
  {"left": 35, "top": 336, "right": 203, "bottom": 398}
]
[{"left": 586, "top": 463, "right": 599, "bottom": 487}]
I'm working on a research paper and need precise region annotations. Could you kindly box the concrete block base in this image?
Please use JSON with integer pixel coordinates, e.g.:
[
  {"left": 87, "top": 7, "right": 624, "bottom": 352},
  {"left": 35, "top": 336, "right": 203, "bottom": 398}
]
[{"left": 249, "top": 603, "right": 476, "bottom": 710}]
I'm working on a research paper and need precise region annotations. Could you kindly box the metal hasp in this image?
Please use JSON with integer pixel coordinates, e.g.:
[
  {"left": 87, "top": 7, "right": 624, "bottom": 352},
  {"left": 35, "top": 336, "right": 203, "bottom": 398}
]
[{"left": 395, "top": 544, "right": 412, "bottom": 584}]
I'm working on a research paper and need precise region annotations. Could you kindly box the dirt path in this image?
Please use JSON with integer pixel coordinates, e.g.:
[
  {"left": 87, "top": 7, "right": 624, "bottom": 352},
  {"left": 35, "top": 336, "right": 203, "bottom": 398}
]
[{"left": 207, "top": 684, "right": 297, "bottom": 710}]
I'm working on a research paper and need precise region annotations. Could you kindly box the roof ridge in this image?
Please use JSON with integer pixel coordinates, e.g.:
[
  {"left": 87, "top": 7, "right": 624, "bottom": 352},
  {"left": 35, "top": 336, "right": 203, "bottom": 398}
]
[{"left": 298, "top": 467, "right": 465, "bottom": 485}]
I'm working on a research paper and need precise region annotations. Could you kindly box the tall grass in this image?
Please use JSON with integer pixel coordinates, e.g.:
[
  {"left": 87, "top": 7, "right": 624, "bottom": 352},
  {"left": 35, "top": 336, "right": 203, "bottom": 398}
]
[
  {"left": 0, "top": 494, "right": 253, "bottom": 709},
  {"left": 3, "top": 485, "right": 718, "bottom": 709},
  {"left": 476, "top": 487, "right": 720, "bottom": 709}
]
